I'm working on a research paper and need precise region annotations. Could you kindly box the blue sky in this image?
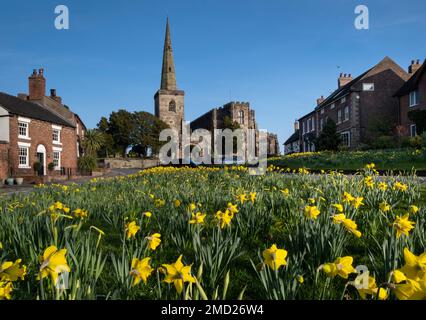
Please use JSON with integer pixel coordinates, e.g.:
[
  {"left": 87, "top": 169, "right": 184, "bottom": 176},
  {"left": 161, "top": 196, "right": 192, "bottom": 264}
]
[{"left": 0, "top": 0, "right": 425, "bottom": 147}]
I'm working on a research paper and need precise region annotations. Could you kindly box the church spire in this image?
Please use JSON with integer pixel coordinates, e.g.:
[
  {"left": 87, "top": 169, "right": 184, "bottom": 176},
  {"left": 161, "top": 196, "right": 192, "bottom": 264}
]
[{"left": 161, "top": 17, "right": 177, "bottom": 90}]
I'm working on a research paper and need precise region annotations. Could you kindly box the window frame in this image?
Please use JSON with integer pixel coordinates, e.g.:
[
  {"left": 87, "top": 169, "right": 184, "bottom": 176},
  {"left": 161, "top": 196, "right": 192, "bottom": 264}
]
[
  {"left": 337, "top": 109, "right": 342, "bottom": 124},
  {"left": 409, "top": 90, "right": 420, "bottom": 107},
  {"left": 410, "top": 124, "right": 417, "bottom": 137},
  {"left": 53, "top": 150, "right": 61, "bottom": 170},
  {"left": 52, "top": 125, "right": 62, "bottom": 145},
  {"left": 363, "top": 83, "right": 375, "bottom": 92},
  {"left": 344, "top": 106, "right": 350, "bottom": 122},
  {"left": 341, "top": 131, "right": 351, "bottom": 148},
  {"left": 18, "top": 146, "right": 29, "bottom": 168}
]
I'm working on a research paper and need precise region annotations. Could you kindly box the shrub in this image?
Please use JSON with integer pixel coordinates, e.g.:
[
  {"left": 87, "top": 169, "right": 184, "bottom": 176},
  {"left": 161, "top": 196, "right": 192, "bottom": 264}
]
[
  {"left": 409, "top": 135, "right": 423, "bottom": 149},
  {"left": 47, "top": 162, "right": 55, "bottom": 171},
  {"left": 371, "top": 136, "right": 396, "bottom": 149},
  {"left": 78, "top": 155, "right": 97, "bottom": 171}
]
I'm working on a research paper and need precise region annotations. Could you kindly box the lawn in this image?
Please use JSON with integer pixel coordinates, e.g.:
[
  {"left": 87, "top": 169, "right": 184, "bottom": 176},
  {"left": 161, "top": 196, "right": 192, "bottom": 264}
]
[
  {"left": 0, "top": 165, "right": 425, "bottom": 300},
  {"left": 269, "top": 149, "right": 426, "bottom": 172}
]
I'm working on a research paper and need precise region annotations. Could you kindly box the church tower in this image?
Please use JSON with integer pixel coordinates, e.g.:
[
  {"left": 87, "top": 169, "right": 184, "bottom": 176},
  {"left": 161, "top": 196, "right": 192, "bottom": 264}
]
[{"left": 154, "top": 18, "right": 185, "bottom": 133}]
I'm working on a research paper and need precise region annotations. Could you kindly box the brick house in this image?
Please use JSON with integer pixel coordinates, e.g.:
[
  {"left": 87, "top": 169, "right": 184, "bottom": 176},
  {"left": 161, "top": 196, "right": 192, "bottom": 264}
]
[
  {"left": 296, "top": 56, "right": 410, "bottom": 151},
  {"left": 395, "top": 59, "right": 425, "bottom": 137},
  {"left": 0, "top": 69, "right": 86, "bottom": 183},
  {"left": 284, "top": 122, "right": 300, "bottom": 155}
]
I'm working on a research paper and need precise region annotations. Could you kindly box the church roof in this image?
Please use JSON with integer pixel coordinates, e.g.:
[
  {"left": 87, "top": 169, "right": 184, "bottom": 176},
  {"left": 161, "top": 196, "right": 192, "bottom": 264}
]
[{"left": 160, "top": 18, "right": 177, "bottom": 91}]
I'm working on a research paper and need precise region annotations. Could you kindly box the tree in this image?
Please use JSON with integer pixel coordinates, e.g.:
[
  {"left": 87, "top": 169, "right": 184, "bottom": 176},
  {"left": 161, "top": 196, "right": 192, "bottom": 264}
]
[
  {"left": 108, "top": 110, "right": 135, "bottom": 157},
  {"left": 97, "top": 117, "right": 116, "bottom": 158},
  {"left": 82, "top": 129, "right": 105, "bottom": 156},
  {"left": 315, "top": 119, "right": 341, "bottom": 151},
  {"left": 131, "top": 111, "right": 169, "bottom": 157}
]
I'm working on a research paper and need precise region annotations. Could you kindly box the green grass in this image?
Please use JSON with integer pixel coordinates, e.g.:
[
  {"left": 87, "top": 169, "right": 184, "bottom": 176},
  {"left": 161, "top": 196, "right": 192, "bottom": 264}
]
[{"left": 269, "top": 149, "right": 426, "bottom": 172}]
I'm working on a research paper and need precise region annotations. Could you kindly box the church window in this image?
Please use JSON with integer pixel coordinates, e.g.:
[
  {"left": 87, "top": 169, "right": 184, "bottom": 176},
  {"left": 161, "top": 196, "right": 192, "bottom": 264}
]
[
  {"left": 169, "top": 100, "right": 176, "bottom": 112},
  {"left": 238, "top": 110, "right": 244, "bottom": 124}
]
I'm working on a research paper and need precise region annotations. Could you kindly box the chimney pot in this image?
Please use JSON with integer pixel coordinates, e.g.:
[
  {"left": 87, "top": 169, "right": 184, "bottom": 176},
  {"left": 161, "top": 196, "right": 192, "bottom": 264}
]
[
  {"left": 39, "top": 68, "right": 44, "bottom": 76},
  {"left": 417, "top": 59, "right": 420, "bottom": 64},
  {"left": 50, "top": 89, "right": 56, "bottom": 97},
  {"left": 412, "top": 60, "right": 415, "bottom": 65}
]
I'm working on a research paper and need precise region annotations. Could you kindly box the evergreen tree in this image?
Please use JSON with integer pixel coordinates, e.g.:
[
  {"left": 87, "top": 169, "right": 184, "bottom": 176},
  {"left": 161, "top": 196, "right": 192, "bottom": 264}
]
[{"left": 315, "top": 119, "right": 341, "bottom": 151}]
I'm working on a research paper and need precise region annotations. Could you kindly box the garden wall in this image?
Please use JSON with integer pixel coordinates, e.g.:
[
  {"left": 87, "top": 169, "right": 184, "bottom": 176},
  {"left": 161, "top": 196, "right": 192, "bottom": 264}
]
[{"left": 104, "top": 158, "right": 159, "bottom": 169}]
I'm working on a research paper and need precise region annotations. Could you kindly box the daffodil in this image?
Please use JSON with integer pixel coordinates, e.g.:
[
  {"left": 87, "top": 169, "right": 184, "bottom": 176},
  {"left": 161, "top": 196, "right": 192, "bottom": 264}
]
[
  {"left": 126, "top": 221, "right": 140, "bottom": 239},
  {"left": 394, "top": 248, "right": 426, "bottom": 281},
  {"left": 143, "top": 211, "right": 152, "bottom": 218},
  {"left": 0, "top": 281, "right": 13, "bottom": 300},
  {"left": 262, "top": 244, "right": 288, "bottom": 270},
  {"left": 393, "top": 276, "right": 426, "bottom": 300},
  {"left": 378, "top": 182, "right": 388, "bottom": 191},
  {"left": 343, "top": 192, "right": 355, "bottom": 203},
  {"left": 189, "top": 212, "right": 206, "bottom": 225},
  {"left": 394, "top": 182, "right": 408, "bottom": 192},
  {"left": 356, "top": 276, "right": 388, "bottom": 300},
  {"left": 305, "top": 206, "right": 320, "bottom": 220},
  {"left": 364, "top": 176, "right": 374, "bottom": 188},
  {"left": 162, "top": 255, "right": 196, "bottom": 294},
  {"left": 189, "top": 203, "right": 197, "bottom": 211},
  {"left": 409, "top": 205, "right": 419, "bottom": 215},
  {"left": 174, "top": 199, "right": 181, "bottom": 207},
  {"left": 379, "top": 202, "right": 391, "bottom": 213},
  {"left": 146, "top": 233, "right": 161, "bottom": 250},
  {"left": 73, "top": 208, "right": 88, "bottom": 219},
  {"left": 227, "top": 203, "right": 239, "bottom": 215},
  {"left": 332, "top": 204, "right": 344, "bottom": 213},
  {"left": 352, "top": 197, "right": 365, "bottom": 209},
  {"left": 38, "top": 246, "right": 71, "bottom": 285},
  {"left": 216, "top": 210, "right": 233, "bottom": 229},
  {"left": 341, "top": 218, "right": 362, "bottom": 238},
  {"left": 249, "top": 192, "right": 257, "bottom": 203},
  {"left": 130, "top": 257, "right": 154, "bottom": 286},
  {"left": 332, "top": 214, "right": 347, "bottom": 224},
  {"left": 297, "top": 275, "right": 304, "bottom": 284},
  {"left": 0, "top": 259, "right": 27, "bottom": 282},
  {"left": 236, "top": 193, "right": 247, "bottom": 204},
  {"left": 393, "top": 214, "right": 415, "bottom": 238},
  {"left": 280, "top": 189, "right": 289, "bottom": 196},
  {"left": 320, "top": 256, "right": 356, "bottom": 279}
]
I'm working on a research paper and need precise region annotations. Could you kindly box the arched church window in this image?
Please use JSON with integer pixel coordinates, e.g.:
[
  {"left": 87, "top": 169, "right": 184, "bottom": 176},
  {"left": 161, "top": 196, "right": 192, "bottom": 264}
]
[
  {"left": 238, "top": 110, "right": 244, "bottom": 124},
  {"left": 169, "top": 100, "right": 176, "bottom": 112}
]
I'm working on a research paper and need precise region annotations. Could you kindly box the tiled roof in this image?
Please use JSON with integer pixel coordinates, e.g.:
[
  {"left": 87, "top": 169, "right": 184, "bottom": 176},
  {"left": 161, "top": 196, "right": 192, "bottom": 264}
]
[
  {"left": 394, "top": 59, "right": 426, "bottom": 97},
  {"left": 0, "top": 92, "right": 74, "bottom": 127},
  {"left": 284, "top": 130, "right": 300, "bottom": 145}
]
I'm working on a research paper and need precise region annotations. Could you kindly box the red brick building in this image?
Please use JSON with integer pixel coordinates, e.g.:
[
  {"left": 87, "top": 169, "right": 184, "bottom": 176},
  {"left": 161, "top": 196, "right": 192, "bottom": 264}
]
[
  {"left": 0, "top": 69, "right": 86, "bottom": 183},
  {"left": 296, "top": 57, "right": 410, "bottom": 151},
  {"left": 395, "top": 59, "right": 426, "bottom": 137}
]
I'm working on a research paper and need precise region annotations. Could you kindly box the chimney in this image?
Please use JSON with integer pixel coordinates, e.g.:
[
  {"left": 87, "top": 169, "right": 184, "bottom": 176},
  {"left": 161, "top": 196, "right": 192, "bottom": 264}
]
[
  {"left": 408, "top": 59, "right": 422, "bottom": 75},
  {"left": 50, "top": 89, "right": 62, "bottom": 104},
  {"left": 294, "top": 121, "right": 300, "bottom": 132},
  {"left": 338, "top": 73, "right": 353, "bottom": 89},
  {"left": 28, "top": 68, "right": 46, "bottom": 100},
  {"left": 317, "top": 95, "right": 325, "bottom": 106}
]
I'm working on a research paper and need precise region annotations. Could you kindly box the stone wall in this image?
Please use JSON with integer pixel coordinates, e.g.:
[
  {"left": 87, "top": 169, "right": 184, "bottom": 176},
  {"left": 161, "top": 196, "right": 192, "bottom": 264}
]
[{"left": 104, "top": 158, "right": 160, "bottom": 169}]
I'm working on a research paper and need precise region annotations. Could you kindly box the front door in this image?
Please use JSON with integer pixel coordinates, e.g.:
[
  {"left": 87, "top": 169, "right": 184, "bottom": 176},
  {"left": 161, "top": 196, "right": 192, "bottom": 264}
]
[{"left": 37, "top": 152, "right": 45, "bottom": 176}]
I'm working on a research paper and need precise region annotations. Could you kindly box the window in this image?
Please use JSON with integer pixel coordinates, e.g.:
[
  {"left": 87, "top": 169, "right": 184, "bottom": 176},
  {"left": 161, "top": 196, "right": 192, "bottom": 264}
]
[
  {"left": 363, "top": 83, "right": 375, "bottom": 91},
  {"left": 18, "top": 122, "right": 28, "bottom": 138},
  {"left": 330, "top": 103, "right": 335, "bottom": 109},
  {"left": 307, "top": 120, "right": 310, "bottom": 132},
  {"left": 320, "top": 109, "right": 324, "bottom": 115},
  {"left": 19, "top": 147, "right": 29, "bottom": 167},
  {"left": 341, "top": 97, "right": 346, "bottom": 104},
  {"left": 52, "top": 129, "right": 61, "bottom": 143},
  {"left": 320, "top": 118, "right": 324, "bottom": 131},
  {"left": 302, "top": 122, "right": 305, "bottom": 135},
  {"left": 337, "top": 110, "right": 342, "bottom": 124},
  {"left": 344, "top": 106, "right": 350, "bottom": 122},
  {"left": 409, "top": 90, "right": 420, "bottom": 107},
  {"left": 341, "top": 132, "right": 351, "bottom": 147},
  {"left": 53, "top": 151, "right": 61, "bottom": 170},
  {"left": 238, "top": 110, "right": 244, "bottom": 124},
  {"left": 311, "top": 118, "right": 315, "bottom": 132},
  {"left": 410, "top": 124, "right": 417, "bottom": 137},
  {"left": 169, "top": 100, "right": 176, "bottom": 112}
]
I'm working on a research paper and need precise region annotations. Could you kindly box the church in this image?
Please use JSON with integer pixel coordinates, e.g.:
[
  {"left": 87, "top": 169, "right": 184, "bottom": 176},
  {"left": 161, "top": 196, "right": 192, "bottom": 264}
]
[{"left": 154, "top": 19, "right": 280, "bottom": 157}]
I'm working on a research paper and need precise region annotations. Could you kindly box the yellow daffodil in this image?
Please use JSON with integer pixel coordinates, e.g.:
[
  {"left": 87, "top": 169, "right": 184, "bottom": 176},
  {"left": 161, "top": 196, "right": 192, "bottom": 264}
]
[
  {"left": 343, "top": 192, "right": 355, "bottom": 203},
  {"left": 305, "top": 205, "right": 320, "bottom": 220},
  {"left": 297, "top": 275, "right": 304, "bottom": 284},
  {"left": 393, "top": 214, "right": 415, "bottom": 238},
  {"left": 393, "top": 276, "right": 426, "bottom": 300},
  {"left": 352, "top": 197, "right": 365, "bottom": 209},
  {"left": 379, "top": 202, "right": 391, "bottom": 213},
  {"left": 154, "top": 199, "right": 165, "bottom": 207},
  {"left": 321, "top": 256, "right": 356, "bottom": 279},
  {"left": 332, "top": 204, "right": 344, "bottom": 213},
  {"left": 227, "top": 203, "right": 239, "bottom": 215},
  {"left": 38, "top": 246, "right": 71, "bottom": 285},
  {"left": 394, "top": 182, "right": 408, "bottom": 192},
  {"left": 394, "top": 248, "right": 426, "bottom": 281},
  {"left": 126, "top": 221, "right": 140, "bottom": 239},
  {"left": 130, "top": 257, "right": 154, "bottom": 286},
  {"left": 73, "top": 208, "right": 88, "bottom": 219},
  {"left": 409, "top": 205, "right": 419, "bottom": 215},
  {"left": 216, "top": 210, "right": 233, "bottom": 229},
  {"left": 366, "top": 163, "right": 375, "bottom": 170},
  {"left": 364, "top": 176, "right": 374, "bottom": 188},
  {"left": 249, "top": 192, "right": 257, "bottom": 203},
  {"left": 146, "top": 233, "right": 161, "bottom": 250},
  {"left": 174, "top": 199, "right": 181, "bottom": 207},
  {"left": 0, "top": 281, "right": 13, "bottom": 300},
  {"left": 143, "top": 211, "right": 152, "bottom": 218},
  {"left": 332, "top": 214, "right": 362, "bottom": 238},
  {"left": 262, "top": 244, "right": 288, "bottom": 271},
  {"left": 236, "top": 193, "right": 247, "bottom": 204},
  {"left": 162, "top": 255, "right": 196, "bottom": 294},
  {"left": 308, "top": 198, "right": 316, "bottom": 205},
  {"left": 332, "top": 214, "right": 347, "bottom": 224},
  {"left": 356, "top": 276, "right": 388, "bottom": 300},
  {"left": 281, "top": 189, "right": 289, "bottom": 196},
  {"left": 189, "top": 212, "right": 206, "bottom": 225},
  {"left": 0, "top": 259, "right": 27, "bottom": 282},
  {"left": 378, "top": 182, "right": 388, "bottom": 191}
]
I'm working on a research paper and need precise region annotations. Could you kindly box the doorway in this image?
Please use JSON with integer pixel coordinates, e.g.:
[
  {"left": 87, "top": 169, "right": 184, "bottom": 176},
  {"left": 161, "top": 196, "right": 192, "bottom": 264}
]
[{"left": 36, "top": 145, "right": 46, "bottom": 176}]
